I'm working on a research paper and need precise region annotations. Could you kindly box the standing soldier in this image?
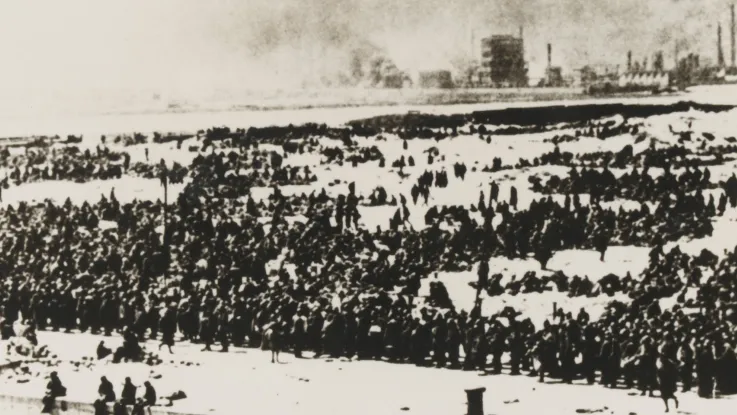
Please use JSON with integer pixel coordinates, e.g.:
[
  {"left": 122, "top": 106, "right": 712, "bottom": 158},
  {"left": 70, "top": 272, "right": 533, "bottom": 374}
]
[
  {"left": 599, "top": 330, "right": 621, "bottom": 388},
  {"left": 490, "top": 324, "right": 506, "bottom": 374},
  {"left": 679, "top": 338, "right": 695, "bottom": 392},
  {"left": 581, "top": 325, "right": 599, "bottom": 384},
  {"left": 657, "top": 355, "right": 679, "bottom": 412},
  {"left": 508, "top": 323, "right": 524, "bottom": 375},
  {"left": 199, "top": 309, "right": 214, "bottom": 352},
  {"left": 490, "top": 181, "right": 499, "bottom": 202},
  {"left": 447, "top": 318, "right": 462, "bottom": 369},
  {"left": 159, "top": 303, "right": 177, "bottom": 354},
  {"left": 99, "top": 291, "right": 118, "bottom": 336},
  {"left": 432, "top": 314, "right": 448, "bottom": 368},
  {"left": 217, "top": 306, "right": 231, "bottom": 353},
  {"left": 292, "top": 309, "right": 307, "bottom": 358},
  {"left": 696, "top": 340, "right": 715, "bottom": 398},
  {"left": 559, "top": 329, "right": 576, "bottom": 384},
  {"left": 638, "top": 336, "right": 658, "bottom": 397},
  {"left": 537, "top": 327, "right": 556, "bottom": 383}
]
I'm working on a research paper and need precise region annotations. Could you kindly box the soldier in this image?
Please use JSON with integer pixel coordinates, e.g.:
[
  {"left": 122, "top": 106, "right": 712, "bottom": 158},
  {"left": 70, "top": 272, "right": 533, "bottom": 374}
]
[
  {"left": 508, "top": 324, "right": 524, "bottom": 375},
  {"left": 510, "top": 186, "right": 518, "bottom": 210},
  {"left": 657, "top": 356, "right": 679, "bottom": 412},
  {"left": 121, "top": 377, "right": 137, "bottom": 405},
  {"left": 98, "top": 376, "right": 116, "bottom": 403},
  {"left": 199, "top": 310, "right": 215, "bottom": 352},
  {"left": 637, "top": 337, "right": 657, "bottom": 397},
  {"left": 696, "top": 340, "right": 715, "bottom": 398},
  {"left": 490, "top": 325, "right": 506, "bottom": 374},
  {"left": 292, "top": 310, "right": 307, "bottom": 358},
  {"left": 159, "top": 304, "right": 177, "bottom": 354},
  {"left": 447, "top": 318, "right": 462, "bottom": 369},
  {"left": 217, "top": 306, "right": 231, "bottom": 353},
  {"left": 679, "top": 338, "right": 694, "bottom": 392},
  {"left": 432, "top": 314, "right": 448, "bottom": 368}
]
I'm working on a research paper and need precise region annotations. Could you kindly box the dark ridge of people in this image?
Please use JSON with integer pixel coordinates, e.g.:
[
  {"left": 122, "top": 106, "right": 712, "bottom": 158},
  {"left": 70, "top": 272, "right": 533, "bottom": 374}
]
[
  {"left": 187, "top": 148, "right": 318, "bottom": 199},
  {"left": 1, "top": 146, "right": 129, "bottom": 184},
  {"left": 363, "top": 186, "right": 397, "bottom": 207},
  {"left": 530, "top": 164, "right": 720, "bottom": 204},
  {"left": 321, "top": 145, "right": 384, "bottom": 167},
  {"left": 471, "top": 269, "right": 631, "bottom": 298},
  {"left": 481, "top": 157, "right": 513, "bottom": 173},
  {"left": 127, "top": 160, "right": 188, "bottom": 184},
  {"left": 113, "top": 133, "right": 149, "bottom": 147},
  {"left": 350, "top": 108, "right": 661, "bottom": 139},
  {"left": 108, "top": 132, "right": 194, "bottom": 148},
  {"left": 542, "top": 121, "right": 642, "bottom": 144},
  {"left": 529, "top": 139, "right": 737, "bottom": 171},
  {"left": 0, "top": 144, "right": 188, "bottom": 185}
]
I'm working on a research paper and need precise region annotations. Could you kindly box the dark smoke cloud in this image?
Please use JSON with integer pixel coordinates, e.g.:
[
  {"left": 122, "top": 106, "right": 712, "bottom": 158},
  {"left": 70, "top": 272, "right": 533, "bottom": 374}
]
[
  {"left": 0, "top": 0, "right": 732, "bottom": 95},
  {"left": 204, "top": 0, "right": 732, "bottom": 86}
]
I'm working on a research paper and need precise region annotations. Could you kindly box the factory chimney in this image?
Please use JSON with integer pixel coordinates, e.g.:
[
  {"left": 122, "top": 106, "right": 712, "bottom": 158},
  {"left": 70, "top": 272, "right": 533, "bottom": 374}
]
[
  {"left": 547, "top": 43, "right": 552, "bottom": 68},
  {"left": 674, "top": 43, "right": 679, "bottom": 70},
  {"left": 719, "top": 23, "right": 725, "bottom": 67},
  {"left": 627, "top": 51, "right": 632, "bottom": 72},
  {"left": 470, "top": 29, "right": 475, "bottom": 58},
  {"left": 519, "top": 26, "right": 525, "bottom": 76},
  {"left": 730, "top": 3, "right": 735, "bottom": 67}
]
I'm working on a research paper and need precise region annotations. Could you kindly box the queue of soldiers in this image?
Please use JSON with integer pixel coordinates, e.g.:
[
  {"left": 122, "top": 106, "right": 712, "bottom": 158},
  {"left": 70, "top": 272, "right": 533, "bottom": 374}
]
[{"left": 532, "top": 165, "right": 720, "bottom": 204}]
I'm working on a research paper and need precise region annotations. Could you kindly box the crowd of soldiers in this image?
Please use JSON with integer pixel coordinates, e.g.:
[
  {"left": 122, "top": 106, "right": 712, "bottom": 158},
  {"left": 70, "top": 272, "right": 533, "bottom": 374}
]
[
  {"left": 0, "top": 110, "right": 733, "bottom": 413},
  {"left": 0, "top": 144, "right": 188, "bottom": 186}
]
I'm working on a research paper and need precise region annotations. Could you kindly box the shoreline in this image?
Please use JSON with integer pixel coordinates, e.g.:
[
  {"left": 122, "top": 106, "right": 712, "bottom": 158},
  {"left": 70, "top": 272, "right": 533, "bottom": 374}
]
[
  {"left": 81, "top": 88, "right": 673, "bottom": 118},
  {"left": 0, "top": 87, "right": 673, "bottom": 120},
  {"left": 2, "top": 330, "right": 734, "bottom": 415},
  {"left": 0, "top": 94, "right": 715, "bottom": 142}
]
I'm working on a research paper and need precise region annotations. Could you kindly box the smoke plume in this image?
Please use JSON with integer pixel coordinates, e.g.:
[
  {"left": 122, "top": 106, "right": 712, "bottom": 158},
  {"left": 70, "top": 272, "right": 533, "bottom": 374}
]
[{"left": 0, "top": 0, "right": 732, "bottom": 98}]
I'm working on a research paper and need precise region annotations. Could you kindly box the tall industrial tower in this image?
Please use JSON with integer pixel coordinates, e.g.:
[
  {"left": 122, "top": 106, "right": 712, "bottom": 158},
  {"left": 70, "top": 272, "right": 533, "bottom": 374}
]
[
  {"left": 730, "top": 3, "right": 737, "bottom": 68},
  {"left": 719, "top": 23, "right": 725, "bottom": 67}
]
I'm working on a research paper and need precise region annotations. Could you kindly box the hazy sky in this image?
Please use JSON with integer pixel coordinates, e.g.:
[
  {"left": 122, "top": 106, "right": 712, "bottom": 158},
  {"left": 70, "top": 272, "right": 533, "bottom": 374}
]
[{"left": 0, "top": 0, "right": 733, "bottom": 96}]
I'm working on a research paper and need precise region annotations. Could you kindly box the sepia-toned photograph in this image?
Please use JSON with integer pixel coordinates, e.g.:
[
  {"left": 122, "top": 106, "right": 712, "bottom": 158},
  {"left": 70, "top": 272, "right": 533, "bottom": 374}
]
[{"left": 0, "top": 1, "right": 736, "bottom": 414}]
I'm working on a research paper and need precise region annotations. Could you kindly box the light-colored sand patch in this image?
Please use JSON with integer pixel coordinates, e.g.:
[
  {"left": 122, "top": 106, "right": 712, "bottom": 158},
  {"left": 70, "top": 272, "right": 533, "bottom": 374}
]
[
  {"left": 420, "top": 247, "right": 649, "bottom": 326},
  {"left": 1, "top": 177, "right": 186, "bottom": 206},
  {"left": 2, "top": 331, "right": 731, "bottom": 415}
]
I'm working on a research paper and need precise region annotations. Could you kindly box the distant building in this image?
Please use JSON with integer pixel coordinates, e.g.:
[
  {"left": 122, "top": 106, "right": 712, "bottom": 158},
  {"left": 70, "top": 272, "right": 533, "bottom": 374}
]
[
  {"left": 617, "top": 72, "right": 670, "bottom": 90},
  {"left": 543, "top": 67, "right": 565, "bottom": 87},
  {"left": 726, "top": 66, "right": 737, "bottom": 83},
  {"left": 383, "top": 73, "right": 410, "bottom": 89},
  {"left": 674, "top": 53, "right": 703, "bottom": 88},
  {"left": 418, "top": 70, "right": 453, "bottom": 89},
  {"left": 456, "top": 61, "right": 485, "bottom": 88},
  {"left": 541, "top": 44, "right": 566, "bottom": 87},
  {"left": 480, "top": 35, "right": 528, "bottom": 87},
  {"left": 362, "top": 57, "right": 412, "bottom": 89},
  {"left": 574, "top": 64, "right": 620, "bottom": 87}
]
